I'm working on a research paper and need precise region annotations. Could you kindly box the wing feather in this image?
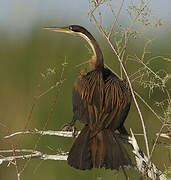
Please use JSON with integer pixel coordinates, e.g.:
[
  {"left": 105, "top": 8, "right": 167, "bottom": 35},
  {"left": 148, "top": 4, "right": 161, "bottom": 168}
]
[
  {"left": 72, "top": 70, "right": 104, "bottom": 125},
  {"left": 103, "top": 77, "right": 132, "bottom": 129},
  {"left": 72, "top": 68, "right": 132, "bottom": 131}
]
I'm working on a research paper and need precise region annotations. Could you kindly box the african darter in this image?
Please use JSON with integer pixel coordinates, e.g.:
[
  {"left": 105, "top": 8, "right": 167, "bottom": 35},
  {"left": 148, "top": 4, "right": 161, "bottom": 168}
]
[{"left": 44, "top": 25, "right": 132, "bottom": 170}]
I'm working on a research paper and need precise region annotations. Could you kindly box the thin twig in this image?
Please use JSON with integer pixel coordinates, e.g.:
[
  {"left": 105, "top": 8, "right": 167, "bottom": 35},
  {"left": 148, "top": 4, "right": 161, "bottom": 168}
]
[
  {"left": 119, "top": 2, "right": 150, "bottom": 58},
  {"left": 134, "top": 91, "right": 164, "bottom": 123},
  {"left": 108, "top": 0, "right": 125, "bottom": 40},
  {"left": 19, "top": 60, "right": 67, "bottom": 175},
  {"left": 150, "top": 124, "right": 166, "bottom": 159},
  {"left": 17, "top": 85, "right": 40, "bottom": 146}
]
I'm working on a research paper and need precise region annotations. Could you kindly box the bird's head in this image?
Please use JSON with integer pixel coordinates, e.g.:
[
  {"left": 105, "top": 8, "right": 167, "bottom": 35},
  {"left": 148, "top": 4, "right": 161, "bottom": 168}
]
[
  {"left": 44, "top": 25, "right": 89, "bottom": 38},
  {"left": 44, "top": 25, "right": 104, "bottom": 69}
]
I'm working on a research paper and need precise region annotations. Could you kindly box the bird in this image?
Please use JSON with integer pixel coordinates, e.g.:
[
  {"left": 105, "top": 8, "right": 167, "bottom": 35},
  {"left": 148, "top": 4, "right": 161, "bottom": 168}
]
[{"left": 44, "top": 25, "right": 132, "bottom": 170}]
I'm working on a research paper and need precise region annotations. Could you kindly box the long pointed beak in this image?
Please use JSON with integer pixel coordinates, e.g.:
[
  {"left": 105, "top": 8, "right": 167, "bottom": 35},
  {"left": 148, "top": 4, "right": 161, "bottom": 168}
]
[{"left": 43, "top": 27, "right": 71, "bottom": 33}]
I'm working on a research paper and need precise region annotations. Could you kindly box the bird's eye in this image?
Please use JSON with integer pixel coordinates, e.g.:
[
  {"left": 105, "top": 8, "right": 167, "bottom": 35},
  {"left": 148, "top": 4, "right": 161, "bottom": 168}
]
[{"left": 69, "top": 26, "right": 72, "bottom": 30}]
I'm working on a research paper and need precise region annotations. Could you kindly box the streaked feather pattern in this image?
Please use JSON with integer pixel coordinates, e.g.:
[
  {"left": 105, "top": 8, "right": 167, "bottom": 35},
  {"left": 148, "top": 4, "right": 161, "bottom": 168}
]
[
  {"left": 72, "top": 68, "right": 131, "bottom": 132},
  {"left": 70, "top": 64, "right": 132, "bottom": 170}
]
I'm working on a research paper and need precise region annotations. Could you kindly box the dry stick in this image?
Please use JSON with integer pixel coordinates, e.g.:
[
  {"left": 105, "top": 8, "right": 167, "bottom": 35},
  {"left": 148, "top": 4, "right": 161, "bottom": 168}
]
[
  {"left": 106, "top": 0, "right": 121, "bottom": 28},
  {"left": 165, "top": 88, "right": 171, "bottom": 105},
  {"left": 17, "top": 85, "right": 40, "bottom": 146},
  {"left": 119, "top": 2, "right": 150, "bottom": 58},
  {"left": 88, "top": 0, "right": 102, "bottom": 16},
  {"left": 37, "top": 83, "right": 60, "bottom": 99},
  {"left": 10, "top": 84, "right": 41, "bottom": 177},
  {"left": 75, "top": 60, "right": 89, "bottom": 67},
  {"left": 119, "top": 3, "right": 149, "bottom": 79},
  {"left": 12, "top": 145, "right": 20, "bottom": 180},
  {"left": 150, "top": 124, "right": 166, "bottom": 159},
  {"left": 0, "top": 149, "right": 67, "bottom": 164},
  {"left": 19, "top": 62, "right": 66, "bottom": 175},
  {"left": 4, "top": 129, "right": 78, "bottom": 139},
  {"left": 107, "top": 0, "right": 125, "bottom": 79},
  {"left": 134, "top": 91, "right": 164, "bottom": 124},
  {"left": 16, "top": 71, "right": 63, "bottom": 145},
  {"left": 108, "top": 0, "right": 125, "bottom": 40},
  {"left": 0, "top": 149, "right": 42, "bottom": 154},
  {"left": 131, "top": 74, "right": 146, "bottom": 83},
  {"left": 4, "top": 130, "right": 132, "bottom": 145},
  {"left": 117, "top": 2, "right": 150, "bottom": 80},
  {"left": 129, "top": 66, "right": 147, "bottom": 80}
]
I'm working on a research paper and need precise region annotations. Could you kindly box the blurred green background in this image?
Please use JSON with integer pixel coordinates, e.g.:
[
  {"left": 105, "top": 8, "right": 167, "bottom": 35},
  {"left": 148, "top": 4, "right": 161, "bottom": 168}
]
[{"left": 0, "top": 0, "right": 171, "bottom": 179}]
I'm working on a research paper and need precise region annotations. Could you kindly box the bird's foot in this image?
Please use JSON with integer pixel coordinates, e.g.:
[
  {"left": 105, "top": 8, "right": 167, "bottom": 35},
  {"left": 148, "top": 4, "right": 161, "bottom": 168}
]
[{"left": 60, "top": 122, "right": 77, "bottom": 137}]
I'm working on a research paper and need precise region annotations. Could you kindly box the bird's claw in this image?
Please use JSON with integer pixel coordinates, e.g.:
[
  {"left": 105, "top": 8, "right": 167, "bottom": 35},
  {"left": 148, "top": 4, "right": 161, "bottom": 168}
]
[{"left": 60, "top": 122, "right": 78, "bottom": 137}]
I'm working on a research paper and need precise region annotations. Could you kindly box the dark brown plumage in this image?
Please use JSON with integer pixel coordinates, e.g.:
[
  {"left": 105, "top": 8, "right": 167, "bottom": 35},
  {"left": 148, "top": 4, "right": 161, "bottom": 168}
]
[{"left": 45, "top": 25, "right": 132, "bottom": 170}]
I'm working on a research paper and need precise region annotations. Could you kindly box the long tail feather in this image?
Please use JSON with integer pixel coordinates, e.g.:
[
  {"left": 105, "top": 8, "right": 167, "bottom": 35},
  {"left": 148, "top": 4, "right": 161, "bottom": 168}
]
[{"left": 68, "top": 126, "right": 132, "bottom": 170}]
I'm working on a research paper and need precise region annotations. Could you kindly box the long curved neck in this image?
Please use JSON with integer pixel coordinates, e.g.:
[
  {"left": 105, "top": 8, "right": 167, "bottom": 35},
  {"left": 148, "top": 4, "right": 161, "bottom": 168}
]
[{"left": 78, "top": 30, "right": 104, "bottom": 70}]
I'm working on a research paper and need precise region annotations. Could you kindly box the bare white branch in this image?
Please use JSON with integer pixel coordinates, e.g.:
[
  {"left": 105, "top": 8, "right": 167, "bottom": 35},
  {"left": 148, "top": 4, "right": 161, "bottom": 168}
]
[
  {"left": 0, "top": 148, "right": 68, "bottom": 165},
  {"left": 129, "top": 129, "right": 167, "bottom": 180},
  {"left": 4, "top": 129, "right": 80, "bottom": 139}
]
